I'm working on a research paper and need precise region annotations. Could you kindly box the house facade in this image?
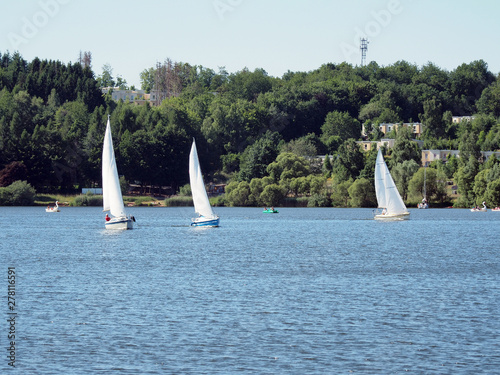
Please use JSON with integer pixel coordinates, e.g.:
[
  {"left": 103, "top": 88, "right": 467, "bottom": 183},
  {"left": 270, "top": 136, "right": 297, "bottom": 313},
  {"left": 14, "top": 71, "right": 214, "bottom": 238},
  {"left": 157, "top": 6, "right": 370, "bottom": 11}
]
[
  {"left": 452, "top": 116, "right": 474, "bottom": 124},
  {"left": 101, "top": 87, "right": 172, "bottom": 106},
  {"left": 377, "top": 122, "right": 423, "bottom": 137},
  {"left": 421, "top": 149, "right": 500, "bottom": 166},
  {"left": 421, "top": 150, "right": 460, "bottom": 167},
  {"left": 101, "top": 87, "right": 148, "bottom": 102},
  {"left": 356, "top": 138, "right": 423, "bottom": 151}
]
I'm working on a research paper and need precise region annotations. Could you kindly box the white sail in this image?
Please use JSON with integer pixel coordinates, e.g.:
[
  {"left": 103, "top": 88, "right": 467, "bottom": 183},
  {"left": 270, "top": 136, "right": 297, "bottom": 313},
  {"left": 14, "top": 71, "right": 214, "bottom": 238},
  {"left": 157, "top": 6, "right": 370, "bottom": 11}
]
[
  {"left": 375, "top": 149, "right": 388, "bottom": 209},
  {"left": 375, "top": 149, "right": 408, "bottom": 215},
  {"left": 102, "top": 117, "right": 126, "bottom": 218},
  {"left": 423, "top": 166, "right": 427, "bottom": 200},
  {"left": 189, "top": 139, "right": 215, "bottom": 218}
]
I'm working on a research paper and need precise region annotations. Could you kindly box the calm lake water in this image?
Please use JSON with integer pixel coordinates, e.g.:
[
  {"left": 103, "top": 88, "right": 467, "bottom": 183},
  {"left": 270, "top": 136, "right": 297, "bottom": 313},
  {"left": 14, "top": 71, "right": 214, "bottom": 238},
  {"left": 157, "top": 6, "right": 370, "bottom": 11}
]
[{"left": 1, "top": 206, "right": 499, "bottom": 374}]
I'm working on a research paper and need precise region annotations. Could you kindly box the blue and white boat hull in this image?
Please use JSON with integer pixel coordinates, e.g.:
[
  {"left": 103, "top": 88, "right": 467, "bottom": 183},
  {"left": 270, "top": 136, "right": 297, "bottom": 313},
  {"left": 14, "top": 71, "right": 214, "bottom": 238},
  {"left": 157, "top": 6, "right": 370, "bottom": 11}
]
[{"left": 191, "top": 216, "right": 219, "bottom": 227}]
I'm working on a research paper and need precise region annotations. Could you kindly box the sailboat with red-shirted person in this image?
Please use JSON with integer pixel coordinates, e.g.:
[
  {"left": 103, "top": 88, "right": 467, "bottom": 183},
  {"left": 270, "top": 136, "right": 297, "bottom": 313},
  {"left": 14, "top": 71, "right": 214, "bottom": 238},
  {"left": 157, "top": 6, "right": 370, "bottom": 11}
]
[{"left": 102, "top": 115, "right": 135, "bottom": 229}]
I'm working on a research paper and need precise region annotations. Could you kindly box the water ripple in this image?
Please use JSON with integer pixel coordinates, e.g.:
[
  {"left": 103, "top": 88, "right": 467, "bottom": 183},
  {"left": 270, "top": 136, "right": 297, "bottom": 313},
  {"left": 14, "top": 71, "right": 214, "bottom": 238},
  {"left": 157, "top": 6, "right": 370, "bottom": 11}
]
[{"left": 1, "top": 207, "right": 499, "bottom": 373}]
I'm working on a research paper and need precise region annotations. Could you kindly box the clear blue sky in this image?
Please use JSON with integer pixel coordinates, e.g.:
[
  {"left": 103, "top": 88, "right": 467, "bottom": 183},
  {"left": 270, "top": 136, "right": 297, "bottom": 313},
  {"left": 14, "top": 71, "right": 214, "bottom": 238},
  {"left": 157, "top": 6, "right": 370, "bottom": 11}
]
[{"left": 2, "top": 0, "right": 500, "bottom": 88}]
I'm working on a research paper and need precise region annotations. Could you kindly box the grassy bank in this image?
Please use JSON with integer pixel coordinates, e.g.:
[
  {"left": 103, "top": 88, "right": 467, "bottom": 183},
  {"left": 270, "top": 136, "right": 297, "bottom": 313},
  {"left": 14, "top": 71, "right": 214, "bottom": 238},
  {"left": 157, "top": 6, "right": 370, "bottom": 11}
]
[
  {"left": 164, "top": 196, "right": 193, "bottom": 207},
  {"left": 35, "top": 194, "right": 165, "bottom": 207},
  {"left": 34, "top": 193, "right": 456, "bottom": 208}
]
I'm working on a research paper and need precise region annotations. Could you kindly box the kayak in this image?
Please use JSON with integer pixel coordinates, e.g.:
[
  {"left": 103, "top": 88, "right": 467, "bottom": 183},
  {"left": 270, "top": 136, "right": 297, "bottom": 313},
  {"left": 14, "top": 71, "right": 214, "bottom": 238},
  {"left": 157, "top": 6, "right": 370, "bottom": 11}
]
[{"left": 263, "top": 209, "right": 279, "bottom": 213}]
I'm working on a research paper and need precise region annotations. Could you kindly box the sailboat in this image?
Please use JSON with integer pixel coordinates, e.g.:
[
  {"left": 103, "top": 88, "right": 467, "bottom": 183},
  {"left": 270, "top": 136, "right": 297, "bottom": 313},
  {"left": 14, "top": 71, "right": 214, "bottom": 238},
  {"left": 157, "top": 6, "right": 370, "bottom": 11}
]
[
  {"left": 189, "top": 139, "right": 219, "bottom": 227},
  {"left": 374, "top": 149, "right": 410, "bottom": 220},
  {"left": 418, "top": 166, "right": 429, "bottom": 209},
  {"left": 102, "top": 116, "right": 134, "bottom": 229}
]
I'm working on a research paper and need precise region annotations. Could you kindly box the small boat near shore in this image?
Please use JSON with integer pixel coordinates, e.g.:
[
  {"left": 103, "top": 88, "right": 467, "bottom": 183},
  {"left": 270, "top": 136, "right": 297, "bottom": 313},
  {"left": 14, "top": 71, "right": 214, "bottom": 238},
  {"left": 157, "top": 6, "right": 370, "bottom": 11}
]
[
  {"left": 470, "top": 202, "right": 487, "bottom": 212},
  {"left": 418, "top": 166, "right": 429, "bottom": 209},
  {"left": 45, "top": 201, "right": 60, "bottom": 212}
]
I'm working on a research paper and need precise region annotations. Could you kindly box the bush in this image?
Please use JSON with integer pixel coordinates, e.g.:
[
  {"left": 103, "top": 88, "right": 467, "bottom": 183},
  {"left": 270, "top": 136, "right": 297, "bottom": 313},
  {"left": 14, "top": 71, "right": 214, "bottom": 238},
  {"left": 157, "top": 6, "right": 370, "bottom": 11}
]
[
  {"left": 164, "top": 196, "right": 193, "bottom": 206},
  {"left": 283, "top": 197, "right": 309, "bottom": 207},
  {"left": 71, "top": 193, "right": 103, "bottom": 206},
  {"left": 178, "top": 184, "right": 192, "bottom": 196},
  {"left": 0, "top": 188, "right": 12, "bottom": 205},
  {"left": 348, "top": 178, "right": 376, "bottom": 207},
  {"left": 119, "top": 176, "right": 129, "bottom": 196},
  {"left": 209, "top": 195, "right": 226, "bottom": 207},
  {"left": 260, "top": 184, "right": 286, "bottom": 206},
  {"left": 0, "top": 180, "right": 36, "bottom": 205},
  {"left": 307, "top": 194, "right": 331, "bottom": 207},
  {"left": 226, "top": 181, "right": 252, "bottom": 206},
  {"left": 134, "top": 197, "right": 152, "bottom": 206},
  {"left": 0, "top": 162, "right": 28, "bottom": 187}
]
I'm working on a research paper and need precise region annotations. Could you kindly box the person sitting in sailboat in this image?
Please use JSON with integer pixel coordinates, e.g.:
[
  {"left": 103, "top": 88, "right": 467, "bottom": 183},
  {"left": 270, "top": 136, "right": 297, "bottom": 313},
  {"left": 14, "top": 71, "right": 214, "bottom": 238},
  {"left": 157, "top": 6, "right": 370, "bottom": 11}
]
[{"left": 105, "top": 214, "right": 111, "bottom": 222}]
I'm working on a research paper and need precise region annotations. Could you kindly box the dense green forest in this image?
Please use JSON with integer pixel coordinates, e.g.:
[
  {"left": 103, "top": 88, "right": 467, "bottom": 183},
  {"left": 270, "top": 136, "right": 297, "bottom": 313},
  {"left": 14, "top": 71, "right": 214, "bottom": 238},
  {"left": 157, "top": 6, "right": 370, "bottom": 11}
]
[{"left": 1, "top": 50, "right": 500, "bottom": 207}]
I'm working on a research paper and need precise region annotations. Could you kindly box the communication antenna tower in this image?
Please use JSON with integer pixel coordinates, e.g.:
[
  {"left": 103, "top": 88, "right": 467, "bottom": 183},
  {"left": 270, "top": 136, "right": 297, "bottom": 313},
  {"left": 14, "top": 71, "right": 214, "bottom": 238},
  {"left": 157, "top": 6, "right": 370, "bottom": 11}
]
[{"left": 360, "top": 38, "right": 369, "bottom": 66}]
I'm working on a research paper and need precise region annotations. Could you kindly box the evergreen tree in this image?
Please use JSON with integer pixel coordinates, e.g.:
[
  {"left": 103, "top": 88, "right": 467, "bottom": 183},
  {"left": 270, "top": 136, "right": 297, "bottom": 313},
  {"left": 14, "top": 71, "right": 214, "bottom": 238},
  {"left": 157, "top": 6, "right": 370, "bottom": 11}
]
[{"left": 332, "top": 139, "right": 364, "bottom": 181}]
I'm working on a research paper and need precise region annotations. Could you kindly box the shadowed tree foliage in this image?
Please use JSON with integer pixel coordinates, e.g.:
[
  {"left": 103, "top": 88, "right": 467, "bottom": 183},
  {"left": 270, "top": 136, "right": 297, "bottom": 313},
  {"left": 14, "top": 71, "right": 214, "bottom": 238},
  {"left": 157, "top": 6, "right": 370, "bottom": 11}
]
[
  {"left": 330, "top": 177, "right": 353, "bottom": 207},
  {"left": 321, "top": 111, "right": 361, "bottom": 152},
  {"left": 348, "top": 177, "right": 376, "bottom": 207},
  {"left": 391, "top": 160, "right": 419, "bottom": 201},
  {"left": 238, "top": 131, "right": 282, "bottom": 181},
  {"left": 408, "top": 167, "right": 447, "bottom": 204},
  {"left": 332, "top": 139, "right": 364, "bottom": 182},
  {"left": 485, "top": 178, "right": 500, "bottom": 207},
  {"left": 0, "top": 161, "right": 28, "bottom": 187}
]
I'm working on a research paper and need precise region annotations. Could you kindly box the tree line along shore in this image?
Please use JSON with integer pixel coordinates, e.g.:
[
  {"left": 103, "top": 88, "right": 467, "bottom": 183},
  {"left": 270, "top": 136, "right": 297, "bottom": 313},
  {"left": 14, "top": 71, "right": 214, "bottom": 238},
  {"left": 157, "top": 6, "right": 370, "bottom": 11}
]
[{"left": 1, "top": 52, "right": 500, "bottom": 208}]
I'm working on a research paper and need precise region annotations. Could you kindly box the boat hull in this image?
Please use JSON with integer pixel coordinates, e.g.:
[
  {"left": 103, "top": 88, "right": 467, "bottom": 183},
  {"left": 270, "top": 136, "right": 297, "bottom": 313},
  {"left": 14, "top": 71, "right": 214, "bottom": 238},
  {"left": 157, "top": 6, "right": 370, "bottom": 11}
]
[
  {"left": 191, "top": 217, "right": 220, "bottom": 227},
  {"left": 45, "top": 208, "right": 60, "bottom": 212},
  {"left": 263, "top": 209, "right": 279, "bottom": 213},
  {"left": 105, "top": 217, "right": 134, "bottom": 230},
  {"left": 374, "top": 211, "right": 410, "bottom": 220}
]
